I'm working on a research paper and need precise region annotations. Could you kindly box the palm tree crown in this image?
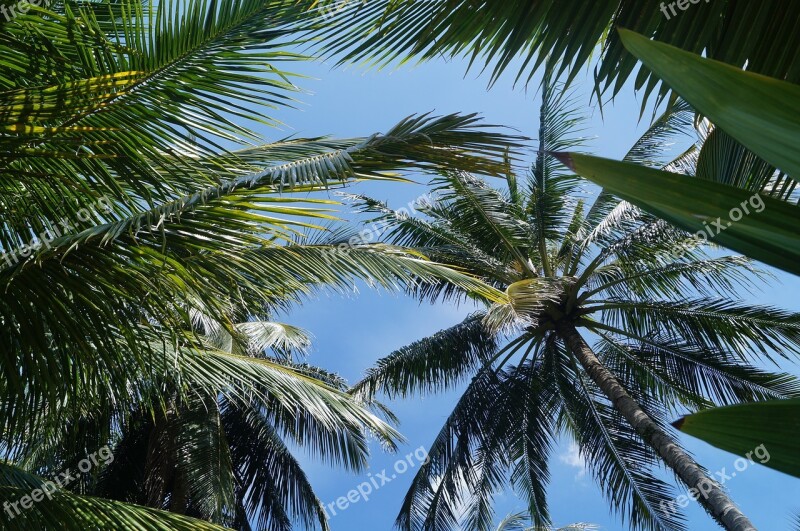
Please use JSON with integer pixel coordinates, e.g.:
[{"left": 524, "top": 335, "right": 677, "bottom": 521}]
[{"left": 349, "top": 77, "right": 800, "bottom": 531}]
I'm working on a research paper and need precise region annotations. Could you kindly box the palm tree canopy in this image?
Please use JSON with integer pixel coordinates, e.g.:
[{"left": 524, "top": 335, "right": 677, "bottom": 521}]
[
  {"left": 348, "top": 74, "right": 800, "bottom": 531},
  {"left": 4, "top": 1, "right": 798, "bottom": 529},
  {"left": 315, "top": 0, "right": 800, "bottom": 103},
  {"left": 0, "top": 1, "right": 528, "bottom": 527},
  {"left": 16, "top": 311, "right": 397, "bottom": 531},
  {"left": 0, "top": 0, "right": 524, "bottom": 443}
]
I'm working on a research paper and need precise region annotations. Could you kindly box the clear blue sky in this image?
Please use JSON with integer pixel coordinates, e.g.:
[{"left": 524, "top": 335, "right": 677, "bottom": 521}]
[{"left": 257, "top": 52, "right": 800, "bottom": 530}]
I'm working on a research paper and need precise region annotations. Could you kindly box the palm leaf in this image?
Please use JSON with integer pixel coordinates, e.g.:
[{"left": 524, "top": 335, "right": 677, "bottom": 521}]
[
  {"left": 618, "top": 29, "right": 800, "bottom": 181},
  {"left": 313, "top": 0, "right": 800, "bottom": 104},
  {"left": 221, "top": 398, "right": 329, "bottom": 531},
  {"left": 352, "top": 312, "right": 498, "bottom": 400},
  {"left": 674, "top": 399, "right": 800, "bottom": 478},
  {"left": 0, "top": 463, "right": 227, "bottom": 530},
  {"left": 556, "top": 152, "right": 800, "bottom": 275}
]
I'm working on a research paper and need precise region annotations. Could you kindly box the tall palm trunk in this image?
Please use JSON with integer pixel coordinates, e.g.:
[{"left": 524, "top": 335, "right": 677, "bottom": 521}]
[{"left": 556, "top": 321, "right": 756, "bottom": 531}]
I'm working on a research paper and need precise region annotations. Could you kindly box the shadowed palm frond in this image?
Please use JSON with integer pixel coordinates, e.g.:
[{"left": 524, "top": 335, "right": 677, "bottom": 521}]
[
  {"left": 313, "top": 0, "right": 800, "bottom": 107},
  {"left": 0, "top": 463, "right": 227, "bottom": 530},
  {"left": 352, "top": 313, "right": 498, "bottom": 400}
]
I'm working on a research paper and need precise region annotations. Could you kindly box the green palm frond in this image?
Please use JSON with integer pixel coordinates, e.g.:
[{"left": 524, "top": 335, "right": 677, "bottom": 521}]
[
  {"left": 176, "top": 347, "right": 402, "bottom": 451},
  {"left": 586, "top": 299, "right": 800, "bottom": 362},
  {"left": 345, "top": 193, "right": 514, "bottom": 290},
  {"left": 581, "top": 100, "right": 694, "bottom": 244},
  {"left": 313, "top": 0, "right": 800, "bottom": 104},
  {"left": 0, "top": 113, "right": 513, "bottom": 445},
  {"left": 527, "top": 68, "right": 586, "bottom": 276},
  {"left": 221, "top": 398, "right": 329, "bottom": 531},
  {"left": 12, "top": 317, "right": 401, "bottom": 530},
  {"left": 173, "top": 404, "right": 237, "bottom": 523},
  {"left": 695, "top": 127, "right": 783, "bottom": 194},
  {"left": 506, "top": 356, "right": 558, "bottom": 530},
  {"left": 396, "top": 366, "right": 505, "bottom": 531},
  {"left": 352, "top": 313, "right": 498, "bottom": 400},
  {"left": 585, "top": 256, "right": 764, "bottom": 301},
  {"left": 0, "top": 463, "right": 227, "bottom": 530},
  {"left": 596, "top": 333, "right": 800, "bottom": 408},
  {"left": 432, "top": 172, "right": 534, "bottom": 272},
  {"left": 496, "top": 512, "right": 531, "bottom": 531},
  {"left": 0, "top": 0, "right": 314, "bottom": 218},
  {"left": 237, "top": 321, "right": 312, "bottom": 360},
  {"left": 622, "top": 100, "right": 695, "bottom": 169}
]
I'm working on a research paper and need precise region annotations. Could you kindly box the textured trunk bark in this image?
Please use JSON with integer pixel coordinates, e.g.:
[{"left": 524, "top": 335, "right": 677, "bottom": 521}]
[{"left": 556, "top": 321, "right": 756, "bottom": 531}]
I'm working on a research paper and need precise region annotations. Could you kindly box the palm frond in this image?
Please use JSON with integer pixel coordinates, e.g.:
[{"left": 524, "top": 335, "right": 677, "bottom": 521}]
[
  {"left": 0, "top": 463, "right": 226, "bottom": 530},
  {"left": 221, "top": 398, "right": 329, "bottom": 531},
  {"left": 596, "top": 332, "right": 800, "bottom": 409},
  {"left": 585, "top": 256, "right": 764, "bottom": 301},
  {"left": 695, "top": 126, "right": 798, "bottom": 203},
  {"left": 586, "top": 299, "right": 800, "bottom": 362},
  {"left": 312, "top": 0, "right": 800, "bottom": 105},
  {"left": 582, "top": 100, "right": 695, "bottom": 244},
  {"left": 352, "top": 313, "right": 497, "bottom": 400},
  {"left": 395, "top": 368, "right": 506, "bottom": 531},
  {"left": 0, "top": 113, "right": 513, "bottom": 444},
  {"left": 555, "top": 351, "right": 684, "bottom": 531},
  {"left": 432, "top": 172, "right": 534, "bottom": 272}
]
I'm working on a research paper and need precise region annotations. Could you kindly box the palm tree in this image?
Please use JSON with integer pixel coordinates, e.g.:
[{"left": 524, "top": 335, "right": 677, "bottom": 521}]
[
  {"left": 0, "top": 0, "right": 521, "bottom": 526},
  {"left": 17, "top": 308, "right": 399, "bottom": 531},
  {"left": 348, "top": 74, "right": 800, "bottom": 531}
]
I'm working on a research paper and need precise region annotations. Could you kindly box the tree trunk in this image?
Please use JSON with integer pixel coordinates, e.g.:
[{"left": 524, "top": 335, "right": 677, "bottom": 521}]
[{"left": 556, "top": 320, "right": 756, "bottom": 531}]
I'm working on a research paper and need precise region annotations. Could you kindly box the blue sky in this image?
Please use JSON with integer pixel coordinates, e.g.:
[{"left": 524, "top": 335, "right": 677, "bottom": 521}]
[{"left": 259, "top": 53, "right": 800, "bottom": 530}]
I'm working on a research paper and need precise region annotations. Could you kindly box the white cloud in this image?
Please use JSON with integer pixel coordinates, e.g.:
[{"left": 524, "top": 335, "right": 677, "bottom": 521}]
[{"left": 559, "top": 442, "right": 587, "bottom": 479}]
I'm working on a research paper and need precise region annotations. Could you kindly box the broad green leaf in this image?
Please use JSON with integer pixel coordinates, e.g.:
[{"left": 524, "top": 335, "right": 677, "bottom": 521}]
[
  {"left": 674, "top": 399, "right": 800, "bottom": 478},
  {"left": 619, "top": 29, "right": 800, "bottom": 179},
  {"left": 555, "top": 152, "right": 800, "bottom": 275}
]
